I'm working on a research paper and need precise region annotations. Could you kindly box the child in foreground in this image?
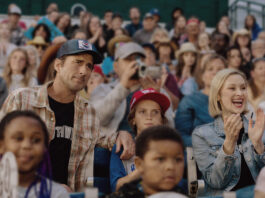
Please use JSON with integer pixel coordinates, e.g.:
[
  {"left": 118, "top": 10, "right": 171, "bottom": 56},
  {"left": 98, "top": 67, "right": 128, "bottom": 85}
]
[
  {"left": 108, "top": 125, "right": 187, "bottom": 198},
  {"left": 0, "top": 110, "right": 69, "bottom": 198},
  {"left": 110, "top": 88, "right": 170, "bottom": 191}
]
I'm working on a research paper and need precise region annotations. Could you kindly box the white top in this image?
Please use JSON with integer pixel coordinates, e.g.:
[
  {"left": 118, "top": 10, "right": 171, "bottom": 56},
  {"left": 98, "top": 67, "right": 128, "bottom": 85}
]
[
  {"left": 9, "top": 74, "right": 37, "bottom": 93},
  {"left": 17, "top": 180, "right": 69, "bottom": 198}
]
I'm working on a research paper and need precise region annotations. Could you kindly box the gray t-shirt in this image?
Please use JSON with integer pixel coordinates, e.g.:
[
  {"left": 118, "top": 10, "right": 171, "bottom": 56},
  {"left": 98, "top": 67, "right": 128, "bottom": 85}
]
[{"left": 18, "top": 180, "right": 69, "bottom": 198}]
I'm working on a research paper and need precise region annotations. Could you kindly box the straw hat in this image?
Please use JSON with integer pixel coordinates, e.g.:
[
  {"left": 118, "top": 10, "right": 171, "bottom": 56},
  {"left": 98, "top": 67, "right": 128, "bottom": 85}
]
[
  {"left": 107, "top": 35, "right": 132, "bottom": 56},
  {"left": 232, "top": 28, "right": 251, "bottom": 43},
  {"left": 175, "top": 42, "right": 197, "bottom": 59},
  {"left": 27, "top": 36, "right": 49, "bottom": 46}
]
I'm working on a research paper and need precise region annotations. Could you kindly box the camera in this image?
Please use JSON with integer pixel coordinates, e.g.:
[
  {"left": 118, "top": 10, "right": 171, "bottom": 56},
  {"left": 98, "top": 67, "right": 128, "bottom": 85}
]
[{"left": 131, "top": 60, "right": 161, "bottom": 80}]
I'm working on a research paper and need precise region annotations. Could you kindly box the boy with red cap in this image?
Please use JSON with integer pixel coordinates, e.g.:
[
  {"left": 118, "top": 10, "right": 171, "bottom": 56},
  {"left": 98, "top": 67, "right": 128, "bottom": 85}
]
[{"left": 110, "top": 88, "right": 170, "bottom": 192}]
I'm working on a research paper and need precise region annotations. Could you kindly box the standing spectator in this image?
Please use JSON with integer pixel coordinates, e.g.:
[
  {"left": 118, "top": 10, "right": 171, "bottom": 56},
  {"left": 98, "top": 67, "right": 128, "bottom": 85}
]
[
  {"left": 0, "top": 23, "right": 17, "bottom": 73},
  {"left": 185, "top": 17, "right": 200, "bottom": 45},
  {"left": 251, "top": 39, "right": 265, "bottom": 59},
  {"left": 175, "top": 54, "right": 226, "bottom": 146},
  {"left": 133, "top": 13, "right": 157, "bottom": 45},
  {"left": 86, "top": 16, "right": 107, "bottom": 55},
  {"left": 150, "top": 28, "right": 170, "bottom": 47},
  {"left": 23, "top": 45, "right": 40, "bottom": 77},
  {"left": 245, "top": 14, "right": 261, "bottom": 40},
  {"left": 258, "top": 31, "right": 265, "bottom": 42},
  {"left": 6, "top": 5, "right": 26, "bottom": 46},
  {"left": 233, "top": 29, "right": 251, "bottom": 50},
  {"left": 212, "top": 20, "right": 232, "bottom": 38},
  {"left": 0, "top": 39, "right": 134, "bottom": 191},
  {"left": 27, "top": 36, "right": 49, "bottom": 59},
  {"left": 166, "top": 6, "right": 184, "bottom": 30},
  {"left": 149, "top": 8, "right": 161, "bottom": 27},
  {"left": 175, "top": 42, "right": 198, "bottom": 95},
  {"left": 31, "top": 23, "right": 52, "bottom": 43},
  {"left": 142, "top": 43, "right": 157, "bottom": 67},
  {"left": 125, "top": 7, "right": 142, "bottom": 37},
  {"left": 2, "top": 48, "right": 37, "bottom": 92}
]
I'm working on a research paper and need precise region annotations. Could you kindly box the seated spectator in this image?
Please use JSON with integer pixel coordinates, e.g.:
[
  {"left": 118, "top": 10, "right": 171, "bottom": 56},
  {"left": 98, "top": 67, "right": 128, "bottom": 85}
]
[
  {"left": 157, "top": 41, "right": 176, "bottom": 73},
  {"left": 54, "top": 13, "right": 71, "bottom": 39},
  {"left": 142, "top": 43, "right": 157, "bottom": 67},
  {"left": 110, "top": 88, "right": 170, "bottom": 191},
  {"left": 233, "top": 29, "right": 251, "bottom": 51},
  {"left": 114, "top": 28, "right": 129, "bottom": 37},
  {"left": 251, "top": 39, "right": 265, "bottom": 59},
  {"left": 245, "top": 14, "right": 261, "bottom": 40},
  {"left": 248, "top": 58, "right": 265, "bottom": 113},
  {"left": 125, "top": 7, "right": 142, "bottom": 37},
  {"left": 31, "top": 23, "right": 52, "bottom": 43},
  {"left": 197, "top": 32, "right": 213, "bottom": 53},
  {"left": 0, "top": 22, "right": 17, "bottom": 73},
  {"left": 175, "top": 54, "right": 226, "bottom": 147},
  {"left": 150, "top": 28, "right": 170, "bottom": 47},
  {"left": 149, "top": 8, "right": 161, "bottom": 28},
  {"left": 71, "top": 29, "right": 87, "bottom": 40},
  {"left": 226, "top": 46, "right": 243, "bottom": 70},
  {"left": 192, "top": 68, "right": 265, "bottom": 196},
  {"left": 169, "top": 15, "right": 187, "bottom": 46},
  {"left": 2, "top": 48, "right": 37, "bottom": 92},
  {"left": 175, "top": 42, "right": 198, "bottom": 95},
  {"left": 86, "top": 16, "right": 107, "bottom": 55},
  {"left": 255, "top": 167, "right": 265, "bottom": 198},
  {"left": 0, "top": 111, "right": 69, "bottom": 197},
  {"left": 211, "top": 32, "right": 230, "bottom": 57},
  {"left": 212, "top": 20, "right": 232, "bottom": 38},
  {"left": 185, "top": 17, "right": 200, "bottom": 45},
  {"left": 23, "top": 45, "right": 40, "bottom": 77},
  {"left": 133, "top": 13, "right": 157, "bottom": 45},
  {"left": 108, "top": 125, "right": 186, "bottom": 197},
  {"left": 102, "top": 10, "right": 113, "bottom": 38},
  {"left": 27, "top": 36, "right": 49, "bottom": 59},
  {"left": 5, "top": 5, "right": 26, "bottom": 46}
]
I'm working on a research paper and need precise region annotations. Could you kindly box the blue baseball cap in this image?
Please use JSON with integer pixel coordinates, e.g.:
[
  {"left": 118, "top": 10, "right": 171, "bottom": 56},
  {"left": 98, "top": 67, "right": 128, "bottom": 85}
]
[
  {"left": 56, "top": 39, "right": 103, "bottom": 64},
  {"left": 150, "top": 8, "right": 160, "bottom": 17}
]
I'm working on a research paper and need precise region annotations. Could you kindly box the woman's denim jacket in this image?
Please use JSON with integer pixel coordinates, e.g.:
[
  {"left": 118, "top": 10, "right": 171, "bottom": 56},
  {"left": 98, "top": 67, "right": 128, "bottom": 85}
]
[{"left": 192, "top": 116, "right": 265, "bottom": 196}]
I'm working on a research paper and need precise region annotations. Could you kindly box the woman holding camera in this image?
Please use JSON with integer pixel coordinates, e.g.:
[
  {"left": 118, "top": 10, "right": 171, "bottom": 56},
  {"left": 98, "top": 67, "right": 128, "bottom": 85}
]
[{"left": 192, "top": 68, "right": 265, "bottom": 195}]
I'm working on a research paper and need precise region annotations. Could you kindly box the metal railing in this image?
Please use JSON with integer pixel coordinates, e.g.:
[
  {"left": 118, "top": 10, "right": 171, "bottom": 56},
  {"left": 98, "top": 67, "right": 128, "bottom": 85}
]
[{"left": 228, "top": 0, "right": 265, "bottom": 29}]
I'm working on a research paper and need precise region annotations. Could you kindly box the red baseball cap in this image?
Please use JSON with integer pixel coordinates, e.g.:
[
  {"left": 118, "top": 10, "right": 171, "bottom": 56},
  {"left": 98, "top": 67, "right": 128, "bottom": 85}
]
[
  {"left": 130, "top": 88, "right": 170, "bottom": 113},
  {"left": 93, "top": 65, "right": 104, "bottom": 77}
]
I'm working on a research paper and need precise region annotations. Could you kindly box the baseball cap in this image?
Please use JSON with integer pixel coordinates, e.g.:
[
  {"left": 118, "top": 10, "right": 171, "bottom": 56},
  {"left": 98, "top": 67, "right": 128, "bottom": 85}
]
[
  {"left": 130, "top": 88, "right": 170, "bottom": 114},
  {"left": 56, "top": 39, "right": 103, "bottom": 64},
  {"left": 93, "top": 65, "right": 105, "bottom": 77},
  {"left": 115, "top": 42, "right": 145, "bottom": 60},
  {"left": 144, "top": 12, "right": 154, "bottom": 20},
  {"left": 9, "top": 6, "right": 22, "bottom": 15},
  {"left": 150, "top": 8, "right": 160, "bottom": 17}
]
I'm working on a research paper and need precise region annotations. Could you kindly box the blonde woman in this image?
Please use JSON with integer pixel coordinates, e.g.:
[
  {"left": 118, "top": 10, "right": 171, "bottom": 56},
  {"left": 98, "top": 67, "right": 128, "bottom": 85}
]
[
  {"left": 192, "top": 68, "right": 265, "bottom": 196},
  {"left": 3, "top": 48, "right": 37, "bottom": 92}
]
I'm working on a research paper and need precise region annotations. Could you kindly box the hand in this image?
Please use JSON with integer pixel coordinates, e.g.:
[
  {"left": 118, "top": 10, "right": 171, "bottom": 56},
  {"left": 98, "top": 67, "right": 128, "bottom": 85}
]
[
  {"left": 116, "top": 130, "right": 135, "bottom": 160},
  {"left": 248, "top": 109, "right": 265, "bottom": 154},
  {"left": 140, "top": 76, "right": 160, "bottom": 91},
  {"left": 223, "top": 114, "right": 243, "bottom": 155},
  {"left": 60, "top": 184, "right": 72, "bottom": 193},
  {"left": 120, "top": 61, "right": 139, "bottom": 89}
]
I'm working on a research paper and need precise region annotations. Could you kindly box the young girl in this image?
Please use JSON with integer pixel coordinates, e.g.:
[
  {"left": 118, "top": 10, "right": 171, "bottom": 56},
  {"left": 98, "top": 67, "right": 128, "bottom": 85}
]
[
  {"left": 175, "top": 42, "right": 198, "bottom": 95},
  {"left": 0, "top": 110, "right": 69, "bottom": 198},
  {"left": 2, "top": 48, "right": 37, "bottom": 92},
  {"left": 110, "top": 88, "right": 170, "bottom": 192}
]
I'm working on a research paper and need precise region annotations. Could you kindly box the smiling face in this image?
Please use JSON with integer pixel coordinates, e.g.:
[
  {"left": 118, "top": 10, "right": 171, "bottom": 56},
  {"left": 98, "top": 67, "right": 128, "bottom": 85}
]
[
  {"left": 135, "top": 140, "right": 184, "bottom": 195},
  {"left": 10, "top": 50, "right": 27, "bottom": 74},
  {"left": 54, "top": 54, "right": 94, "bottom": 93},
  {"left": 133, "top": 100, "right": 163, "bottom": 135},
  {"left": 0, "top": 116, "right": 45, "bottom": 176},
  {"left": 219, "top": 74, "right": 247, "bottom": 116}
]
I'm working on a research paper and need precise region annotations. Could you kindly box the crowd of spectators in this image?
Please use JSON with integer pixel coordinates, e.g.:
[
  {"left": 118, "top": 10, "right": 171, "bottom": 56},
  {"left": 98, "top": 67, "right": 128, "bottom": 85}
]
[{"left": 0, "top": 2, "right": 265, "bottom": 198}]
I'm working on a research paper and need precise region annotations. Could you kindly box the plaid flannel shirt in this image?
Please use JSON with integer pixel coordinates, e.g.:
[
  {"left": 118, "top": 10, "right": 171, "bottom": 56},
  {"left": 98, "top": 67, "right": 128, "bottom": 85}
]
[{"left": 0, "top": 82, "right": 118, "bottom": 191}]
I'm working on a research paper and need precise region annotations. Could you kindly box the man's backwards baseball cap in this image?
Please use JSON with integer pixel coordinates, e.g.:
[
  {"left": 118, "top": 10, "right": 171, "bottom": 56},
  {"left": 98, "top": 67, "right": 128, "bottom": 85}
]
[
  {"left": 56, "top": 39, "right": 103, "bottom": 64},
  {"left": 130, "top": 88, "right": 170, "bottom": 114}
]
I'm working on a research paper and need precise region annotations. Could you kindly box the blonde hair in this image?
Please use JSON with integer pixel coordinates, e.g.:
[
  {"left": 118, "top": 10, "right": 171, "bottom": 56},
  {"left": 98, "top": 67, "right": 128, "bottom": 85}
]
[
  {"left": 209, "top": 68, "right": 247, "bottom": 117},
  {"left": 3, "top": 48, "right": 33, "bottom": 88},
  {"left": 150, "top": 28, "right": 169, "bottom": 44}
]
